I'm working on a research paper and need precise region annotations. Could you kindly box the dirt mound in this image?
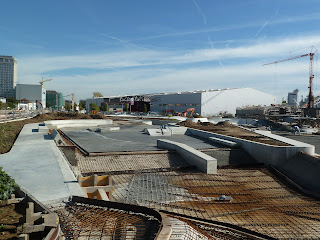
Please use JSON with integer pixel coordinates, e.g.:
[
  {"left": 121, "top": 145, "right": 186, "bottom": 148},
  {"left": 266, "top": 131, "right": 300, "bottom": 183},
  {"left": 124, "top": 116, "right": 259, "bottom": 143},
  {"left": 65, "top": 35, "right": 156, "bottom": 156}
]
[
  {"left": 179, "top": 120, "right": 198, "bottom": 126},
  {"left": 216, "top": 121, "right": 233, "bottom": 126}
]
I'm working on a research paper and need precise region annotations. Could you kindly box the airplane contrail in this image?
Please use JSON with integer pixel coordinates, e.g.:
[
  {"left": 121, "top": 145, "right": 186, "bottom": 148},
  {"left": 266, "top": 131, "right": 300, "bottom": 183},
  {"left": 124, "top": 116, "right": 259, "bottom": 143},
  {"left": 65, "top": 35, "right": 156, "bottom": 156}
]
[
  {"left": 276, "top": 8, "right": 279, "bottom": 16},
  {"left": 101, "top": 34, "right": 148, "bottom": 50},
  {"left": 208, "top": 36, "right": 214, "bottom": 48},
  {"left": 254, "top": 20, "right": 269, "bottom": 38},
  {"left": 192, "top": 0, "right": 207, "bottom": 24}
]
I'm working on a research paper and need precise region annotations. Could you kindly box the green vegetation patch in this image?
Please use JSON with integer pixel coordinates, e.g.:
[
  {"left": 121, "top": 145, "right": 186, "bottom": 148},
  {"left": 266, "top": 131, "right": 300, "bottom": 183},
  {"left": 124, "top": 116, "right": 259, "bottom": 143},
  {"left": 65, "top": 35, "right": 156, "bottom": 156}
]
[{"left": 0, "top": 167, "right": 17, "bottom": 201}]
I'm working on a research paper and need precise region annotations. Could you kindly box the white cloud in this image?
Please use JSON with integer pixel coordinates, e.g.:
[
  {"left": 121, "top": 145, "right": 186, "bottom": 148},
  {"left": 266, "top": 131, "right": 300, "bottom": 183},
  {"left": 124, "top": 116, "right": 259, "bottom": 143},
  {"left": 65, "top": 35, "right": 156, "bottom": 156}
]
[{"left": 17, "top": 34, "right": 320, "bottom": 101}]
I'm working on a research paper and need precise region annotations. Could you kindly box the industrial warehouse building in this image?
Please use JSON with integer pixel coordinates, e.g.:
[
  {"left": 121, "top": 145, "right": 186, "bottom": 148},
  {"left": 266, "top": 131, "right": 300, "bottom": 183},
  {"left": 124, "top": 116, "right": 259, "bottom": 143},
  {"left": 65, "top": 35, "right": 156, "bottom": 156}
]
[
  {"left": 86, "top": 88, "right": 274, "bottom": 116},
  {"left": 16, "top": 83, "right": 46, "bottom": 109},
  {"left": 150, "top": 88, "right": 275, "bottom": 117}
]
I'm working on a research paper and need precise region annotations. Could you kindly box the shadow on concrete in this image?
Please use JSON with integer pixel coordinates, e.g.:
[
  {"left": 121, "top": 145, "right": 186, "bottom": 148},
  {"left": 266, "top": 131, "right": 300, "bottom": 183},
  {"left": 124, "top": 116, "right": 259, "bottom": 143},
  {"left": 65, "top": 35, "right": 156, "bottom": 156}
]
[
  {"left": 203, "top": 149, "right": 258, "bottom": 167},
  {"left": 43, "top": 135, "right": 53, "bottom": 140},
  {"left": 167, "top": 152, "right": 192, "bottom": 168},
  {"left": 277, "top": 152, "right": 320, "bottom": 198},
  {"left": 185, "top": 133, "right": 224, "bottom": 149}
]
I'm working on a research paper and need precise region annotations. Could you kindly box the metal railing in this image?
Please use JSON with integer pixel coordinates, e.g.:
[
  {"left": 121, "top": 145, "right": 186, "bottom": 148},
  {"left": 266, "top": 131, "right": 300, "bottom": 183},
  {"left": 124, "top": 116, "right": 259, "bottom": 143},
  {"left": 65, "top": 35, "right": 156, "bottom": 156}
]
[{"left": 0, "top": 109, "right": 39, "bottom": 122}]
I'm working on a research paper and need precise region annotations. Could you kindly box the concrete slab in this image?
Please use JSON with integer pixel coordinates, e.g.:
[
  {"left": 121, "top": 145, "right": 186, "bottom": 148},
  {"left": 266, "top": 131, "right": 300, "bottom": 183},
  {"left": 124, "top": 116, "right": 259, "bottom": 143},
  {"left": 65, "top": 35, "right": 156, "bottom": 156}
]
[
  {"left": 0, "top": 123, "right": 84, "bottom": 205},
  {"left": 62, "top": 125, "right": 218, "bottom": 153}
]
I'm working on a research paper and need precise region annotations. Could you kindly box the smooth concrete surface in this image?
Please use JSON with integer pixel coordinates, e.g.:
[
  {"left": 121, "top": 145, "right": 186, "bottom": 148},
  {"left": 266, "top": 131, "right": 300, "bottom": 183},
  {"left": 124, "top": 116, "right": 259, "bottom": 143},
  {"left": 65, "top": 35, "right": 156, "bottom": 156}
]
[
  {"left": 187, "top": 128, "right": 315, "bottom": 167},
  {"left": 157, "top": 139, "right": 217, "bottom": 174},
  {"left": 277, "top": 152, "right": 320, "bottom": 198},
  {"left": 44, "top": 119, "right": 113, "bottom": 129},
  {"left": 62, "top": 125, "right": 218, "bottom": 152},
  {"left": 208, "top": 137, "right": 241, "bottom": 148},
  {"left": 0, "top": 123, "right": 84, "bottom": 205},
  {"left": 123, "top": 119, "right": 153, "bottom": 125}
]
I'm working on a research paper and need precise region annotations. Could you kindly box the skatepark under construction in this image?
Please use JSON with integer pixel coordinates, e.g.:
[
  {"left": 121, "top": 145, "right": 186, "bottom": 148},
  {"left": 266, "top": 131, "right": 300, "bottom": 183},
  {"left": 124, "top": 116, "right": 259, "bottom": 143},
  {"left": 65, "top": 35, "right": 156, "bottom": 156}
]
[{"left": 1, "top": 118, "right": 320, "bottom": 239}]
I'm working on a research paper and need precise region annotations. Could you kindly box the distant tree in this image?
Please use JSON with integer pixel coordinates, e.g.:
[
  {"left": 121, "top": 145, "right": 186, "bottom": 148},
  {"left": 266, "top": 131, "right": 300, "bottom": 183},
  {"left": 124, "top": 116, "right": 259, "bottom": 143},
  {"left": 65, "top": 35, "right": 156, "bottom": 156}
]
[
  {"left": 100, "top": 103, "right": 109, "bottom": 112},
  {"left": 79, "top": 104, "right": 83, "bottom": 111},
  {"left": 90, "top": 103, "right": 100, "bottom": 111},
  {"left": 73, "top": 103, "right": 77, "bottom": 111},
  {"left": 0, "top": 102, "right": 3, "bottom": 110},
  {"left": 79, "top": 100, "right": 86, "bottom": 110},
  {"left": 123, "top": 104, "right": 128, "bottom": 112},
  {"left": 65, "top": 102, "right": 72, "bottom": 111},
  {"left": 7, "top": 97, "right": 18, "bottom": 104},
  {"left": 93, "top": 92, "right": 103, "bottom": 98},
  {"left": 143, "top": 104, "right": 148, "bottom": 113},
  {"left": 6, "top": 97, "right": 18, "bottom": 109},
  {"left": 7, "top": 102, "right": 16, "bottom": 110}
]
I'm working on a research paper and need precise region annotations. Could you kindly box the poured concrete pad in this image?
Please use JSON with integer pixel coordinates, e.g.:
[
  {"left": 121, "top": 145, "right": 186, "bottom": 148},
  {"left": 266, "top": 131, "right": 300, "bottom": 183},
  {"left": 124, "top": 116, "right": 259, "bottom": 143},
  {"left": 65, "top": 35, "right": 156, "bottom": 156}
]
[
  {"left": 0, "top": 123, "right": 84, "bottom": 205},
  {"left": 62, "top": 125, "right": 218, "bottom": 153}
]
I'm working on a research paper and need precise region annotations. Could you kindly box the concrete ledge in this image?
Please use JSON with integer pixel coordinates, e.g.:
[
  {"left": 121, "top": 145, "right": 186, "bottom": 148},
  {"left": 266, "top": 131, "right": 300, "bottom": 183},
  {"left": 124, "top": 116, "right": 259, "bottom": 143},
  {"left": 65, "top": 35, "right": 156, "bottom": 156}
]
[
  {"left": 146, "top": 126, "right": 188, "bottom": 136},
  {"left": 209, "top": 137, "right": 241, "bottom": 148},
  {"left": 38, "top": 125, "right": 48, "bottom": 133},
  {"left": 125, "top": 119, "right": 153, "bottom": 125},
  {"left": 157, "top": 139, "right": 217, "bottom": 174},
  {"left": 44, "top": 119, "right": 113, "bottom": 129},
  {"left": 187, "top": 128, "right": 315, "bottom": 167}
]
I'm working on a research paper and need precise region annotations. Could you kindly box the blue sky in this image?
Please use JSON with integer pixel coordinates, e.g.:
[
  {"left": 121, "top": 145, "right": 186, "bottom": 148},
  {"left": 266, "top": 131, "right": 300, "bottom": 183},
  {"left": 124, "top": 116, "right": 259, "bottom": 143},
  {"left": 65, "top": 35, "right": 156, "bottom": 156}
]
[{"left": 1, "top": 0, "right": 320, "bottom": 102}]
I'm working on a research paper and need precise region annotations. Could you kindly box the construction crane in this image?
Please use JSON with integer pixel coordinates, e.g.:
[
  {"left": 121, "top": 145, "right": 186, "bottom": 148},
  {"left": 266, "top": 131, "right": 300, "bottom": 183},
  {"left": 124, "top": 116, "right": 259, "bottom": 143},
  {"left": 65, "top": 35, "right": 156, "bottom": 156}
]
[
  {"left": 39, "top": 77, "right": 53, "bottom": 87},
  {"left": 263, "top": 48, "right": 317, "bottom": 108},
  {"left": 63, "top": 93, "right": 75, "bottom": 112}
]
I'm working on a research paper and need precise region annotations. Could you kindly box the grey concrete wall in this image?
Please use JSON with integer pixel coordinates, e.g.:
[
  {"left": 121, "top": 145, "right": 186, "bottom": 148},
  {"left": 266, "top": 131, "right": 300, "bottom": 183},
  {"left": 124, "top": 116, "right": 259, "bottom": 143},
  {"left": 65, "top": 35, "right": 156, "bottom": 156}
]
[
  {"left": 187, "top": 128, "right": 314, "bottom": 167},
  {"left": 157, "top": 139, "right": 217, "bottom": 174},
  {"left": 150, "top": 93, "right": 201, "bottom": 115},
  {"left": 277, "top": 152, "right": 320, "bottom": 197}
]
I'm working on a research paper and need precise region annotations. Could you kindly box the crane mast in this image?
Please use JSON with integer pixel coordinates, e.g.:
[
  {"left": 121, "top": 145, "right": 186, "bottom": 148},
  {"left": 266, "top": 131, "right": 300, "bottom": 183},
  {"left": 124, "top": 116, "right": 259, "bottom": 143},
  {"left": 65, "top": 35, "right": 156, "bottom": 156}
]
[{"left": 263, "top": 51, "right": 316, "bottom": 108}]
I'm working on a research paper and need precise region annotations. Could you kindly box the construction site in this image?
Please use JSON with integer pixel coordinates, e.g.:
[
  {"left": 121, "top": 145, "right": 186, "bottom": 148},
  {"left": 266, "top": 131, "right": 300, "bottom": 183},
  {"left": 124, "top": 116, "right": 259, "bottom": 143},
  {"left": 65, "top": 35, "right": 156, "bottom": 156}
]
[
  {"left": 0, "top": 110, "right": 320, "bottom": 239},
  {"left": 1, "top": 49, "right": 320, "bottom": 239}
]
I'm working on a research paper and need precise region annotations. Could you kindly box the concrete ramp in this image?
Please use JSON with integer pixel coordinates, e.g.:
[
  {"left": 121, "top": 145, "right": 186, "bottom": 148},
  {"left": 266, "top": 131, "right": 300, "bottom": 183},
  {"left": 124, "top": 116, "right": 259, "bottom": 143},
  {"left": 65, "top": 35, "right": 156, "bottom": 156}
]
[
  {"left": 146, "top": 126, "right": 188, "bottom": 136},
  {"left": 157, "top": 139, "right": 217, "bottom": 174}
]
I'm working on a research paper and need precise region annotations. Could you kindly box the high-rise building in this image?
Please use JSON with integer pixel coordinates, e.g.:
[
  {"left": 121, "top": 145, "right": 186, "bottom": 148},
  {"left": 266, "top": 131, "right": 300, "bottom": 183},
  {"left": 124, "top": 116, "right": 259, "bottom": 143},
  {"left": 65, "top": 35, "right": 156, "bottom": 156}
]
[
  {"left": 46, "top": 90, "right": 63, "bottom": 110},
  {"left": 0, "top": 56, "right": 17, "bottom": 98}
]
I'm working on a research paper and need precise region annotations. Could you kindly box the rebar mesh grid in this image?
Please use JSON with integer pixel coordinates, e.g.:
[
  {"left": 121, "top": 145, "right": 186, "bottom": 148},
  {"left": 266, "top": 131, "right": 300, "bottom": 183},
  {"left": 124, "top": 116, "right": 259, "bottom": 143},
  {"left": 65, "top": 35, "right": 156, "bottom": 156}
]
[
  {"left": 110, "top": 169, "right": 320, "bottom": 239},
  {"left": 53, "top": 202, "right": 161, "bottom": 240},
  {"left": 77, "top": 152, "right": 191, "bottom": 174},
  {"left": 169, "top": 216, "right": 262, "bottom": 240}
]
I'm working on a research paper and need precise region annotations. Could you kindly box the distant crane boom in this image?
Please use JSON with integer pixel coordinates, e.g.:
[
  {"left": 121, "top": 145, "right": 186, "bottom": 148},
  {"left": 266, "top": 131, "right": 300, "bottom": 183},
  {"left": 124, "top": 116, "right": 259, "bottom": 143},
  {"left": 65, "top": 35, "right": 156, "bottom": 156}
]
[
  {"left": 40, "top": 77, "right": 53, "bottom": 86},
  {"left": 263, "top": 50, "right": 316, "bottom": 108}
]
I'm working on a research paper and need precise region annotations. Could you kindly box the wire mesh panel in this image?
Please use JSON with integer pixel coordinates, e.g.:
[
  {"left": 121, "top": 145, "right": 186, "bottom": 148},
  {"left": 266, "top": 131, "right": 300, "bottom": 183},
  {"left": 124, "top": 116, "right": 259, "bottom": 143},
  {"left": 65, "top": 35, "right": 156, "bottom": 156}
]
[
  {"left": 53, "top": 202, "right": 161, "bottom": 240},
  {"left": 110, "top": 169, "right": 320, "bottom": 239}
]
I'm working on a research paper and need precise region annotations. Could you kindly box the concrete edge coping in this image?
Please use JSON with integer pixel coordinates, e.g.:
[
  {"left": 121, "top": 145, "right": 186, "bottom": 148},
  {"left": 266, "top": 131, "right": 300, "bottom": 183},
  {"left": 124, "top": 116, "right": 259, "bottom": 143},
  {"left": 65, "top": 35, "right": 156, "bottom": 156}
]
[
  {"left": 208, "top": 137, "right": 241, "bottom": 148},
  {"left": 254, "top": 130, "right": 314, "bottom": 148},
  {"left": 157, "top": 139, "right": 217, "bottom": 174},
  {"left": 188, "top": 128, "right": 312, "bottom": 149},
  {"left": 156, "top": 213, "right": 172, "bottom": 240}
]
